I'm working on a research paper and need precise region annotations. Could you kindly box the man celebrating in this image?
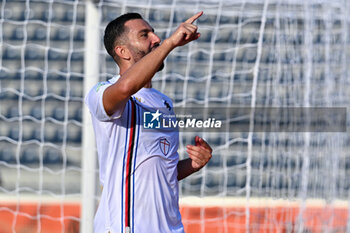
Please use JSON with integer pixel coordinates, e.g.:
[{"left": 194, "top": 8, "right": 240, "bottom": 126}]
[{"left": 85, "top": 11, "right": 212, "bottom": 233}]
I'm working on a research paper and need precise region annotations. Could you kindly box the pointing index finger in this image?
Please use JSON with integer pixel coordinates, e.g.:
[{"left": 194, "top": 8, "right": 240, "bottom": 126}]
[{"left": 185, "top": 11, "right": 203, "bottom": 24}]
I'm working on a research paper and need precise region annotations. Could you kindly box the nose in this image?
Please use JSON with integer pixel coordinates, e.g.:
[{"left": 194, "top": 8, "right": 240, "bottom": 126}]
[{"left": 151, "top": 32, "right": 161, "bottom": 46}]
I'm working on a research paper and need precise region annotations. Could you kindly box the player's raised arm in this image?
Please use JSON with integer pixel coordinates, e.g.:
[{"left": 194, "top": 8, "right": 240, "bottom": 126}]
[{"left": 102, "top": 12, "right": 203, "bottom": 116}]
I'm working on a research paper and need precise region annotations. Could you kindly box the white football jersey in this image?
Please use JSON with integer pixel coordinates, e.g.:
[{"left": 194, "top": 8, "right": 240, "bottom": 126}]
[{"left": 85, "top": 75, "right": 184, "bottom": 233}]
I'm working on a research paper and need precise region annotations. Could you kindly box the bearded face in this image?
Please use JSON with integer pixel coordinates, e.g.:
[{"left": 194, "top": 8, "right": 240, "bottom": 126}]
[
  {"left": 124, "top": 19, "right": 164, "bottom": 71},
  {"left": 127, "top": 40, "right": 164, "bottom": 71}
]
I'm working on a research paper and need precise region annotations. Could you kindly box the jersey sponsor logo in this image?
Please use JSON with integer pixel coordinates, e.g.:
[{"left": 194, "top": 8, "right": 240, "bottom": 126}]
[{"left": 159, "top": 138, "right": 170, "bottom": 155}]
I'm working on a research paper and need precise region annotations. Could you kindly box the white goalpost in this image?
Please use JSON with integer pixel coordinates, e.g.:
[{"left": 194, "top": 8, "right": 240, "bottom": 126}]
[
  {"left": 0, "top": 0, "right": 349, "bottom": 233},
  {"left": 80, "top": 1, "right": 99, "bottom": 232}
]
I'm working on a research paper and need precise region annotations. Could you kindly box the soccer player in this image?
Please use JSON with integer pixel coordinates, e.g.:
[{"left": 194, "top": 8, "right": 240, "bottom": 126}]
[{"left": 85, "top": 11, "right": 212, "bottom": 233}]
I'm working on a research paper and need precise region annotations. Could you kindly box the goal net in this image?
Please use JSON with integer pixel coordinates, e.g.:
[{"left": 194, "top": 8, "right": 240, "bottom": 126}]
[{"left": 0, "top": 0, "right": 349, "bottom": 232}]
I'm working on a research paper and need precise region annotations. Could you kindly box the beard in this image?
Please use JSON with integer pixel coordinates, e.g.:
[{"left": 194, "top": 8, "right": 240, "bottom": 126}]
[
  {"left": 158, "top": 62, "right": 164, "bottom": 72},
  {"left": 133, "top": 46, "right": 164, "bottom": 72}
]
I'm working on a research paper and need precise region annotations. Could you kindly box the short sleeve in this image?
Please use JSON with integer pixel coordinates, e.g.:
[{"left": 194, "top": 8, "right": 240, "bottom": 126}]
[{"left": 85, "top": 81, "right": 125, "bottom": 121}]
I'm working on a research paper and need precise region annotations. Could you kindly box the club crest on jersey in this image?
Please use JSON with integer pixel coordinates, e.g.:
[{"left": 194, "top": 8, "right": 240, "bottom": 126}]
[{"left": 159, "top": 138, "right": 170, "bottom": 155}]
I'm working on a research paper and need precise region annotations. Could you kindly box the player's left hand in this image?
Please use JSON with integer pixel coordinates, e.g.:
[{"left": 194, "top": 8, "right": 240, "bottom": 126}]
[{"left": 186, "top": 136, "right": 212, "bottom": 171}]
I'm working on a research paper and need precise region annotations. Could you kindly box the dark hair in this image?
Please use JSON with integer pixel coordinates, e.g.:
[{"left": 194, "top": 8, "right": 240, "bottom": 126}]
[{"left": 104, "top": 12, "right": 143, "bottom": 63}]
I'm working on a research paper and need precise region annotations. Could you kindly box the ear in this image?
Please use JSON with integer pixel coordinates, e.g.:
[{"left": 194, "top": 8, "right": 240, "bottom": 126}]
[{"left": 114, "top": 45, "right": 131, "bottom": 61}]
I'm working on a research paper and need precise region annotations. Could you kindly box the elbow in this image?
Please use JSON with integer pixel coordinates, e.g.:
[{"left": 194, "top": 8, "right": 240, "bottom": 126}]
[
  {"left": 118, "top": 77, "right": 141, "bottom": 98},
  {"left": 118, "top": 81, "right": 133, "bottom": 98}
]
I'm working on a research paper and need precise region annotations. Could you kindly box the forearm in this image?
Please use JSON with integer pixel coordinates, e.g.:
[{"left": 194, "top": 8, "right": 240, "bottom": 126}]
[{"left": 177, "top": 158, "right": 198, "bottom": 181}]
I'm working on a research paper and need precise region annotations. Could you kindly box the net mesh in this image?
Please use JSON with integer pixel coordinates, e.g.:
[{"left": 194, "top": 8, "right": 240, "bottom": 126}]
[
  {"left": 0, "top": 0, "right": 349, "bottom": 232},
  {"left": 0, "top": 0, "right": 84, "bottom": 231}
]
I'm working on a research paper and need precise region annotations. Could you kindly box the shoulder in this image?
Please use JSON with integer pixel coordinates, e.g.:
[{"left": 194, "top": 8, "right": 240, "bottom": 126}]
[
  {"left": 86, "top": 76, "right": 119, "bottom": 100},
  {"left": 93, "top": 80, "right": 111, "bottom": 93},
  {"left": 151, "top": 89, "right": 174, "bottom": 111},
  {"left": 93, "top": 75, "right": 119, "bottom": 93},
  {"left": 152, "top": 88, "right": 172, "bottom": 101},
  {"left": 85, "top": 75, "right": 123, "bottom": 121}
]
